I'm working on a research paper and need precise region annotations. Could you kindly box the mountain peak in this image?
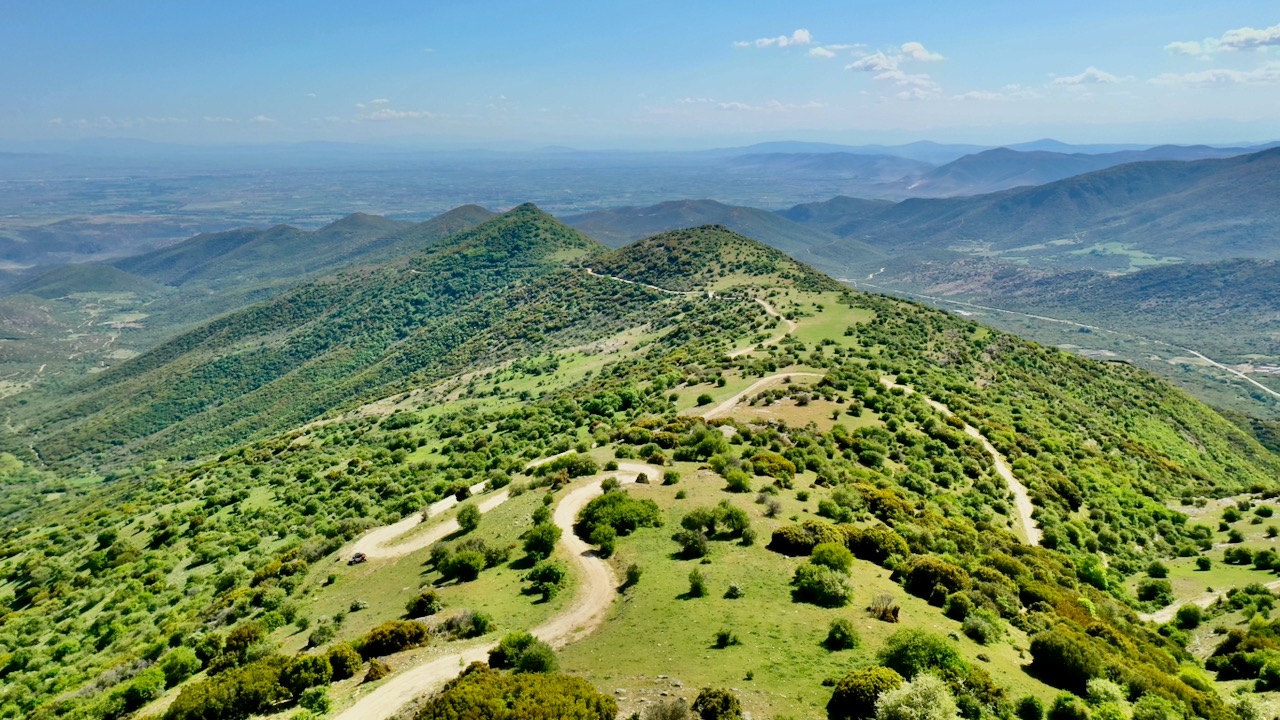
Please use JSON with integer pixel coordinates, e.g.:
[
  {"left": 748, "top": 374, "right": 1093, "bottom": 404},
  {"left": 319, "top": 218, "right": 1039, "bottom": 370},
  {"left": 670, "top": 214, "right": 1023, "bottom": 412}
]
[{"left": 588, "top": 224, "right": 840, "bottom": 292}]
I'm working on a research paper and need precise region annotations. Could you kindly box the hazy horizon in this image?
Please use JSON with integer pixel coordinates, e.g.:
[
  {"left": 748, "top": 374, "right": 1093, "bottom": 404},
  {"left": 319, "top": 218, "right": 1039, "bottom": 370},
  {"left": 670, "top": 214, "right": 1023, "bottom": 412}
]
[{"left": 6, "top": 1, "right": 1279, "bottom": 150}]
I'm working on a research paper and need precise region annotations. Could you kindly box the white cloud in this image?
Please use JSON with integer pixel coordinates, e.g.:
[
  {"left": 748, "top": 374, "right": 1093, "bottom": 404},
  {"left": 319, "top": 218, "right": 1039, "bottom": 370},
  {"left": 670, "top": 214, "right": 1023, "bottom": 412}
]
[
  {"left": 715, "top": 99, "right": 824, "bottom": 112},
  {"left": 846, "top": 51, "right": 899, "bottom": 72},
  {"left": 952, "top": 84, "right": 1040, "bottom": 101},
  {"left": 952, "top": 90, "right": 1005, "bottom": 101},
  {"left": 900, "top": 41, "right": 943, "bottom": 62},
  {"left": 249, "top": 115, "right": 275, "bottom": 124},
  {"left": 1164, "top": 40, "right": 1203, "bottom": 56},
  {"left": 875, "top": 69, "right": 937, "bottom": 89},
  {"left": 677, "top": 97, "right": 717, "bottom": 104},
  {"left": 203, "top": 116, "right": 235, "bottom": 124},
  {"left": 306, "top": 92, "right": 317, "bottom": 98},
  {"left": 1151, "top": 62, "right": 1280, "bottom": 86},
  {"left": 1219, "top": 22, "right": 1280, "bottom": 51},
  {"left": 809, "top": 47, "right": 836, "bottom": 58},
  {"left": 358, "top": 107, "right": 435, "bottom": 121},
  {"left": 369, "top": 98, "right": 391, "bottom": 106},
  {"left": 734, "top": 28, "right": 812, "bottom": 48},
  {"left": 1051, "top": 66, "right": 1121, "bottom": 85},
  {"left": 1165, "top": 22, "right": 1280, "bottom": 57},
  {"left": 47, "top": 117, "right": 64, "bottom": 126},
  {"left": 896, "top": 88, "right": 937, "bottom": 101}
]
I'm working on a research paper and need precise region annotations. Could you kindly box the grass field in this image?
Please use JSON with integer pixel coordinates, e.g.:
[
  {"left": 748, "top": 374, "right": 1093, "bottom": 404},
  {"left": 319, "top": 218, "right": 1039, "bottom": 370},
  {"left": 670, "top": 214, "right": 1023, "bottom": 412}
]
[{"left": 557, "top": 461, "right": 1058, "bottom": 718}]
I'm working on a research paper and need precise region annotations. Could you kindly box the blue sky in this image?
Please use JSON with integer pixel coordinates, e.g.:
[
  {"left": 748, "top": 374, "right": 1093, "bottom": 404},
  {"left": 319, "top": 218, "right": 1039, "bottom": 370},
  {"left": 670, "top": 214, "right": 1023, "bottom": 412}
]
[{"left": 5, "top": 1, "right": 1279, "bottom": 148}]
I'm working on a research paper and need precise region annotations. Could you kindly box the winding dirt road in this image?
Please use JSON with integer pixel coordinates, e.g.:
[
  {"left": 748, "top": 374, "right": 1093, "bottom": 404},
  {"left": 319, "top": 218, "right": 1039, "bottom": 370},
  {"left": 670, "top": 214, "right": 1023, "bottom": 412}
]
[
  {"left": 1141, "top": 578, "right": 1280, "bottom": 624},
  {"left": 333, "top": 461, "right": 662, "bottom": 720},
  {"left": 728, "top": 298, "right": 796, "bottom": 358},
  {"left": 702, "top": 372, "right": 825, "bottom": 420},
  {"left": 880, "top": 378, "right": 1041, "bottom": 546}
]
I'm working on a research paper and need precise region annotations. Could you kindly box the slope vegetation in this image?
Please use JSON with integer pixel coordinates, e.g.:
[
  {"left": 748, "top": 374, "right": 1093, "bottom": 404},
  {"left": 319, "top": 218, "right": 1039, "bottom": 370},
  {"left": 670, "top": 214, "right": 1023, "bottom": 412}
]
[{"left": 1, "top": 220, "right": 1278, "bottom": 720}]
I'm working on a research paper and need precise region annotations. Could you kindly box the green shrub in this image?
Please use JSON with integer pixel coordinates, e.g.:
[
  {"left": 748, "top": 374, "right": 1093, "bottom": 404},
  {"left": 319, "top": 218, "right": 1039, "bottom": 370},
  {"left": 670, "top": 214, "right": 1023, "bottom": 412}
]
[
  {"left": 691, "top": 687, "right": 743, "bottom": 720},
  {"left": 1048, "top": 693, "right": 1090, "bottom": 720},
  {"left": 590, "top": 524, "right": 617, "bottom": 558},
  {"left": 364, "top": 658, "right": 391, "bottom": 682},
  {"left": 792, "top": 564, "right": 853, "bottom": 607},
  {"left": 281, "top": 654, "right": 332, "bottom": 698},
  {"left": 1146, "top": 561, "right": 1168, "bottom": 578},
  {"left": 878, "top": 629, "right": 966, "bottom": 680},
  {"left": 515, "top": 639, "right": 558, "bottom": 673},
  {"left": 713, "top": 629, "right": 742, "bottom": 648},
  {"left": 874, "top": 674, "right": 958, "bottom": 720},
  {"left": 1028, "top": 628, "right": 1103, "bottom": 694},
  {"left": 299, "top": 686, "right": 331, "bottom": 713},
  {"left": 769, "top": 520, "right": 845, "bottom": 556},
  {"left": 961, "top": 610, "right": 1004, "bottom": 645},
  {"left": 824, "top": 618, "right": 861, "bottom": 651},
  {"left": 457, "top": 504, "right": 482, "bottom": 533},
  {"left": 688, "top": 569, "right": 708, "bottom": 598},
  {"left": 406, "top": 589, "right": 443, "bottom": 618},
  {"left": 845, "top": 526, "right": 910, "bottom": 565},
  {"left": 663, "top": 471, "right": 681, "bottom": 485},
  {"left": 160, "top": 647, "right": 201, "bottom": 687},
  {"left": 525, "top": 560, "right": 569, "bottom": 601},
  {"left": 810, "top": 542, "right": 854, "bottom": 573},
  {"left": 1174, "top": 604, "right": 1202, "bottom": 630},
  {"left": 523, "top": 522, "right": 562, "bottom": 560},
  {"left": 443, "top": 550, "right": 487, "bottom": 582},
  {"left": 1017, "top": 696, "right": 1046, "bottom": 720},
  {"left": 490, "top": 632, "right": 538, "bottom": 669},
  {"left": 327, "top": 643, "right": 362, "bottom": 680},
  {"left": 904, "top": 556, "right": 970, "bottom": 604},
  {"left": 356, "top": 620, "right": 429, "bottom": 659},
  {"left": 723, "top": 469, "right": 752, "bottom": 493},
  {"left": 828, "top": 666, "right": 904, "bottom": 720},
  {"left": 414, "top": 663, "right": 616, "bottom": 719},
  {"left": 1195, "top": 556, "right": 1211, "bottom": 571},
  {"left": 675, "top": 529, "right": 710, "bottom": 559},
  {"left": 574, "top": 492, "right": 662, "bottom": 538},
  {"left": 1136, "top": 579, "right": 1173, "bottom": 606}
]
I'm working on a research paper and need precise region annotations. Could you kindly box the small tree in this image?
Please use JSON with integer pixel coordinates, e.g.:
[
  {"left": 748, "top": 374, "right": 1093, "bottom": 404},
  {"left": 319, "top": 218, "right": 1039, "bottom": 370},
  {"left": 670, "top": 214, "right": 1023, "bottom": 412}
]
[
  {"left": 874, "top": 674, "right": 958, "bottom": 720},
  {"left": 327, "top": 643, "right": 362, "bottom": 680},
  {"left": 1017, "top": 696, "right": 1046, "bottom": 720},
  {"left": 828, "top": 667, "right": 904, "bottom": 720},
  {"left": 692, "top": 687, "right": 743, "bottom": 720},
  {"left": 824, "top": 618, "right": 861, "bottom": 651},
  {"left": 457, "top": 504, "right": 482, "bottom": 534},
  {"left": 280, "top": 654, "right": 333, "bottom": 698},
  {"left": 688, "top": 569, "right": 708, "bottom": 598},
  {"left": 1174, "top": 604, "right": 1202, "bottom": 629},
  {"left": 406, "top": 589, "right": 443, "bottom": 618},
  {"left": 523, "top": 522, "right": 562, "bottom": 560}
]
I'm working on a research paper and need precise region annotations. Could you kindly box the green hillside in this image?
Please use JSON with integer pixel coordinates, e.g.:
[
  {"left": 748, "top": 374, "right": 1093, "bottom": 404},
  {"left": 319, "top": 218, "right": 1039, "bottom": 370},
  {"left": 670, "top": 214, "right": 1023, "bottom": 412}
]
[
  {"left": 784, "top": 147, "right": 1280, "bottom": 273},
  {"left": 1, "top": 220, "right": 1278, "bottom": 720},
  {"left": 12, "top": 263, "right": 164, "bottom": 299},
  {"left": 10, "top": 205, "right": 615, "bottom": 464},
  {"left": 564, "top": 199, "right": 885, "bottom": 274}
]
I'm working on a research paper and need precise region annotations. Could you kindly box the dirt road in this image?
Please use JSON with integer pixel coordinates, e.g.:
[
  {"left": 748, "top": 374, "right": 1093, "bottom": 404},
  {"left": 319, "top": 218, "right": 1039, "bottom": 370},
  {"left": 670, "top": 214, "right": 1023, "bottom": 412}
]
[
  {"left": 701, "top": 372, "right": 825, "bottom": 420},
  {"left": 880, "top": 378, "right": 1041, "bottom": 546},
  {"left": 332, "top": 461, "right": 662, "bottom": 720},
  {"left": 728, "top": 298, "right": 796, "bottom": 358},
  {"left": 1141, "top": 578, "right": 1280, "bottom": 624}
]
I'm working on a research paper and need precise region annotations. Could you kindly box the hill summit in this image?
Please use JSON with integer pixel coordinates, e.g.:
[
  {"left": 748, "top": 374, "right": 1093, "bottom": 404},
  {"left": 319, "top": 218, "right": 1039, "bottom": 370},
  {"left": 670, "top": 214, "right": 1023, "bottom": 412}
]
[{"left": 589, "top": 224, "right": 841, "bottom": 292}]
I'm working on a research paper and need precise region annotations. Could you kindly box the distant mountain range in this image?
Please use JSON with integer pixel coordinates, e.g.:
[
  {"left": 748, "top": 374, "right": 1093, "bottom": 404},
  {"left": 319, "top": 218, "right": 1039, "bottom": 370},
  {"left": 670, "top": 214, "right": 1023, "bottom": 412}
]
[{"left": 781, "top": 146, "right": 1280, "bottom": 271}]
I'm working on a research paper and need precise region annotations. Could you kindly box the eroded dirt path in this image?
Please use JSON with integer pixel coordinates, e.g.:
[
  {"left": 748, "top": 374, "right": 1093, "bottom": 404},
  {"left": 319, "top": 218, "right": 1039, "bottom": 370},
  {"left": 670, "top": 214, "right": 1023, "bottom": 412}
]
[
  {"left": 880, "top": 377, "right": 1041, "bottom": 546},
  {"left": 332, "top": 462, "right": 662, "bottom": 720},
  {"left": 727, "top": 298, "right": 796, "bottom": 358},
  {"left": 702, "top": 372, "right": 825, "bottom": 420},
  {"left": 1141, "top": 578, "right": 1280, "bottom": 624}
]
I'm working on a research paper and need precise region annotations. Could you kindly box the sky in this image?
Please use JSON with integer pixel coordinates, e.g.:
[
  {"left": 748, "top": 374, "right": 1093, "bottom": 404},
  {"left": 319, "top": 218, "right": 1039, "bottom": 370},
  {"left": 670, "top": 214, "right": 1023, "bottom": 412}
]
[{"left": 4, "top": 0, "right": 1280, "bottom": 149}]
